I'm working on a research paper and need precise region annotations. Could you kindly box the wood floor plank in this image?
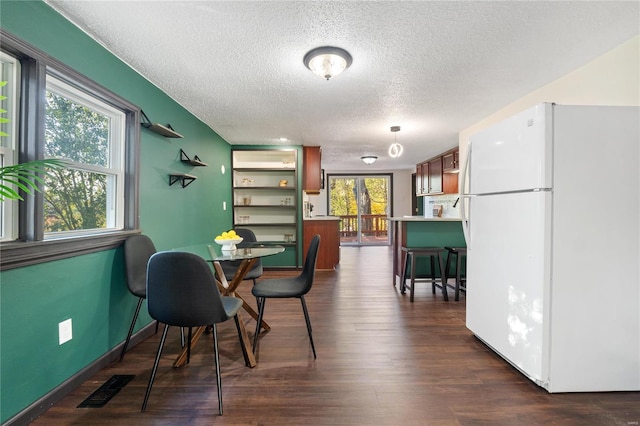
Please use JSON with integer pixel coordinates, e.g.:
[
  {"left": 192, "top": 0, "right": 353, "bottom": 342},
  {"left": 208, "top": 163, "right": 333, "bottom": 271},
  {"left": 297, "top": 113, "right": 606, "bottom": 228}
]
[{"left": 29, "top": 246, "right": 640, "bottom": 425}]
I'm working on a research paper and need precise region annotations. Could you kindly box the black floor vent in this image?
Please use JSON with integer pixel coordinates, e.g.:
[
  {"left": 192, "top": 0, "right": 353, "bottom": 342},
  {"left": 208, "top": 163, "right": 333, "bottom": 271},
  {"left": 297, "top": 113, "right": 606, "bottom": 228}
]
[{"left": 77, "top": 375, "right": 135, "bottom": 408}]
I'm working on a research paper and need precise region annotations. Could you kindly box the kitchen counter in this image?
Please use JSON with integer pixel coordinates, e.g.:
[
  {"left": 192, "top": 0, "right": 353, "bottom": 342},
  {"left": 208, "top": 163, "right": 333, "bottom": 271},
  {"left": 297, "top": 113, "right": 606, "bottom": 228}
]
[
  {"left": 303, "top": 216, "right": 341, "bottom": 221},
  {"left": 389, "top": 216, "right": 466, "bottom": 287},
  {"left": 388, "top": 216, "right": 461, "bottom": 222}
]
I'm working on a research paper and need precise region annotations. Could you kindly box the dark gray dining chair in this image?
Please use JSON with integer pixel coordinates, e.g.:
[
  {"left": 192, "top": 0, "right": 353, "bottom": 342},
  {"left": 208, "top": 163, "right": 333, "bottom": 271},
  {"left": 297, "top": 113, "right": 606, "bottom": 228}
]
[
  {"left": 251, "top": 234, "right": 320, "bottom": 359},
  {"left": 120, "top": 234, "right": 157, "bottom": 362},
  {"left": 219, "top": 228, "right": 263, "bottom": 285},
  {"left": 141, "top": 251, "right": 246, "bottom": 415}
]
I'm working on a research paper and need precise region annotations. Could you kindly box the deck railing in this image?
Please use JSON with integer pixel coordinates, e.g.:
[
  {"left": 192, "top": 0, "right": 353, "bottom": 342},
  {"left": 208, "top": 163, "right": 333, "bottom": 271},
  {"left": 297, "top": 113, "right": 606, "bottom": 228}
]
[{"left": 338, "top": 214, "right": 388, "bottom": 238}]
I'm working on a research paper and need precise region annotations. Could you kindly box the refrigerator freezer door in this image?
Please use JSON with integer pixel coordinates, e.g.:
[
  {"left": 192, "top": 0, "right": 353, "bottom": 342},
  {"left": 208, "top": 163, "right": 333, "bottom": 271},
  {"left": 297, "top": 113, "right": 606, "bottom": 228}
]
[
  {"left": 469, "top": 104, "right": 552, "bottom": 195},
  {"left": 466, "top": 191, "right": 552, "bottom": 385}
]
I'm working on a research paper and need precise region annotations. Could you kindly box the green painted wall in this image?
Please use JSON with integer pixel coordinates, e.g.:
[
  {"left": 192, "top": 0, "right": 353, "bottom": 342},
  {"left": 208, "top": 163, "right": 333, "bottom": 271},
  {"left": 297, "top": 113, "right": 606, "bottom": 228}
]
[{"left": 0, "top": 1, "right": 233, "bottom": 422}]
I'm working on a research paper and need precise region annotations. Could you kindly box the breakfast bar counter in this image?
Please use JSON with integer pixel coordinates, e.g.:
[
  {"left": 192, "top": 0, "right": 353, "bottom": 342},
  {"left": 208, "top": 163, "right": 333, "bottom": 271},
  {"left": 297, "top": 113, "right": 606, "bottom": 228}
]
[{"left": 388, "top": 216, "right": 465, "bottom": 286}]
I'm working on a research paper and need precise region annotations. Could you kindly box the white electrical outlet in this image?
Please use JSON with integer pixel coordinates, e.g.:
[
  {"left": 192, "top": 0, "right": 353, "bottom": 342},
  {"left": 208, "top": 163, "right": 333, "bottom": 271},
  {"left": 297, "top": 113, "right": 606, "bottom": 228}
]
[
  {"left": 59, "top": 318, "right": 73, "bottom": 345},
  {"left": 223, "top": 201, "right": 227, "bottom": 210}
]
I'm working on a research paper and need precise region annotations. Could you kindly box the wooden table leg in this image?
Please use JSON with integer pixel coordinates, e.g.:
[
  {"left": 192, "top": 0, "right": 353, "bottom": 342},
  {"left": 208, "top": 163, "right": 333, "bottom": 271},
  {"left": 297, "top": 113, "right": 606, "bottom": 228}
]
[
  {"left": 173, "top": 326, "right": 207, "bottom": 368},
  {"left": 212, "top": 260, "right": 270, "bottom": 330},
  {"left": 172, "top": 318, "right": 257, "bottom": 368},
  {"left": 235, "top": 292, "right": 270, "bottom": 332}
]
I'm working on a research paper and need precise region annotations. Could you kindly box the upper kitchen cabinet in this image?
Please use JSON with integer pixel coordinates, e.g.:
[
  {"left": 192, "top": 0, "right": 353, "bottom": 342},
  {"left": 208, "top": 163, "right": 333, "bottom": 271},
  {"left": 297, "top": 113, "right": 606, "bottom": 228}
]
[
  {"left": 442, "top": 148, "right": 460, "bottom": 173},
  {"left": 416, "top": 147, "right": 460, "bottom": 196},
  {"left": 415, "top": 161, "right": 428, "bottom": 196},
  {"left": 427, "top": 157, "right": 443, "bottom": 194},
  {"left": 303, "top": 146, "right": 322, "bottom": 194},
  {"left": 442, "top": 147, "right": 460, "bottom": 194}
]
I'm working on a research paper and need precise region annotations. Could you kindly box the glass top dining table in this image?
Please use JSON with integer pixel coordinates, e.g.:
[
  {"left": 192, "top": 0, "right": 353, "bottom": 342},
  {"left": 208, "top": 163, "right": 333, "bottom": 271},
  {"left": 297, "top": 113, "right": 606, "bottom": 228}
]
[
  {"left": 174, "top": 242, "right": 285, "bottom": 263},
  {"left": 169, "top": 241, "right": 284, "bottom": 368}
]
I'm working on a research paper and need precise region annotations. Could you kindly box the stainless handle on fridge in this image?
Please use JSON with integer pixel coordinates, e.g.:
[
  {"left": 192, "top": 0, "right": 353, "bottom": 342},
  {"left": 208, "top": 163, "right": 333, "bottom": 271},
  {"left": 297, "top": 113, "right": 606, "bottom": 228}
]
[{"left": 460, "top": 143, "right": 471, "bottom": 249}]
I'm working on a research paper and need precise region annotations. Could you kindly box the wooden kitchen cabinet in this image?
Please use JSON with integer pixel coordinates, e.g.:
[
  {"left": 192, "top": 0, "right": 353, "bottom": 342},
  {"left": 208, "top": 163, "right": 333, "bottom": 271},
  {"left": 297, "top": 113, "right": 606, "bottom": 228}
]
[
  {"left": 415, "top": 161, "right": 428, "bottom": 196},
  {"left": 416, "top": 158, "right": 443, "bottom": 195},
  {"left": 442, "top": 173, "right": 458, "bottom": 194},
  {"left": 416, "top": 147, "right": 460, "bottom": 196},
  {"left": 442, "top": 148, "right": 459, "bottom": 173},
  {"left": 303, "top": 218, "right": 340, "bottom": 270},
  {"left": 427, "top": 157, "right": 443, "bottom": 194},
  {"left": 303, "top": 146, "right": 322, "bottom": 194}
]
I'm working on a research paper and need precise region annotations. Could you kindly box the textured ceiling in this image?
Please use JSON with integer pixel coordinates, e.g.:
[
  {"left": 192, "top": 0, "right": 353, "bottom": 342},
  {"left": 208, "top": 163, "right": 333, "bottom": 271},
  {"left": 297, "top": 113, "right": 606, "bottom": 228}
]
[{"left": 45, "top": 1, "right": 639, "bottom": 171}]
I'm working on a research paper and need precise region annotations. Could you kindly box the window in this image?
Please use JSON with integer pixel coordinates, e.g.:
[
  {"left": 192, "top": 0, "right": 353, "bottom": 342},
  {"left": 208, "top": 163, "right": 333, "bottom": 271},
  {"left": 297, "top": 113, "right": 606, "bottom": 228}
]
[
  {"left": 0, "top": 29, "right": 140, "bottom": 270},
  {"left": 44, "top": 75, "right": 125, "bottom": 237}
]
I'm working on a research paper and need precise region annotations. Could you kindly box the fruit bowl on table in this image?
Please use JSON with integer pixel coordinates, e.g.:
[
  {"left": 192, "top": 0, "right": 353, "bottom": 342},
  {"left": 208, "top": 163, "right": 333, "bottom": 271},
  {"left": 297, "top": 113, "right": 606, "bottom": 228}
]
[{"left": 214, "top": 237, "right": 243, "bottom": 251}]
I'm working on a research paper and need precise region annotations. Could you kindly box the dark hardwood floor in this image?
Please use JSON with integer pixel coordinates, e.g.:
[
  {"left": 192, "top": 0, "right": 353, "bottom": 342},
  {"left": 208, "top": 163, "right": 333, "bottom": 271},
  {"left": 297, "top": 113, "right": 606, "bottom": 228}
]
[{"left": 32, "top": 246, "right": 639, "bottom": 425}]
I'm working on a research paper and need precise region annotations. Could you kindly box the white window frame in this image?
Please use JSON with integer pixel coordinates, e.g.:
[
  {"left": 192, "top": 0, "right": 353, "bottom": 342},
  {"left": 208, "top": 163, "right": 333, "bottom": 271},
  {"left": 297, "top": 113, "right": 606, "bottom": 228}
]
[{"left": 44, "top": 75, "right": 126, "bottom": 238}]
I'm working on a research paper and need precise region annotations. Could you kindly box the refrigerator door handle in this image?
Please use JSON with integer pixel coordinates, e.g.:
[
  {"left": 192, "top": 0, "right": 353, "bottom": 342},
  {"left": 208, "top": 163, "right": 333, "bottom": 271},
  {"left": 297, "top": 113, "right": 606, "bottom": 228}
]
[
  {"left": 460, "top": 144, "right": 472, "bottom": 248},
  {"left": 461, "top": 196, "right": 471, "bottom": 248}
]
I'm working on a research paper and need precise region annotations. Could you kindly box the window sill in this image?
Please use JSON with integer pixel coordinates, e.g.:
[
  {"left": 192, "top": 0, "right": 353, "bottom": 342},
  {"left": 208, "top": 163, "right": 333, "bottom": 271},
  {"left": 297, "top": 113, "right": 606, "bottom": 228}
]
[{"left": 0, "top": 230, "right": 140, "bottom": 271}]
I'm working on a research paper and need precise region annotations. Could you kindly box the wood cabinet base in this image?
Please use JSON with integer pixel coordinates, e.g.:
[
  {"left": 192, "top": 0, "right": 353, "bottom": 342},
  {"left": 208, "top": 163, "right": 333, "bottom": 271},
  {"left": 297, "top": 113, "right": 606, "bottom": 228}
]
[{"left": 303, "top": 219, "right": 340, "bottom": 270}]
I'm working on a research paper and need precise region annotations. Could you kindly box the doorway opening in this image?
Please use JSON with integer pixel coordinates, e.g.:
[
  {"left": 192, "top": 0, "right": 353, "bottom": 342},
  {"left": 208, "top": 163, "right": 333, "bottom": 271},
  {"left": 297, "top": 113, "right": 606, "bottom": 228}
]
[{"left": 327, "top": 174, "right": 392, "bottom": 246}]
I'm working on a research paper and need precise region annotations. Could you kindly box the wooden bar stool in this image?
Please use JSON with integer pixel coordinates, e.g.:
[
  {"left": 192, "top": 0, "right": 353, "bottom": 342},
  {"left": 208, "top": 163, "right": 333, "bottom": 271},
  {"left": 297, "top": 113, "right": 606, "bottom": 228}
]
[
  {"left": 444, "top": 247, "right": 467, "bottom": 301},
  {"left": 400, "top": 247, "right": 448, "bottom": 302}
]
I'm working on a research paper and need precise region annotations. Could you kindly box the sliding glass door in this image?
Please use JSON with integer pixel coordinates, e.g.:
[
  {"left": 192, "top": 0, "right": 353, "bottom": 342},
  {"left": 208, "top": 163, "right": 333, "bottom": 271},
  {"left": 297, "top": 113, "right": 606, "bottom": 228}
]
[{"left": 328, "top": 174, "right": 391, "bottom": 246}]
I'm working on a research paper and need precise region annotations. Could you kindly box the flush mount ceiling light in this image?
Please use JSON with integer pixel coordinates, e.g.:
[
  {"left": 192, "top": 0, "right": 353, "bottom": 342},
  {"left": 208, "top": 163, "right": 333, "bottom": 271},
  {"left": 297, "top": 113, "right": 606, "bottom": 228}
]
[
  {"left": 303, "top": 46, "right": 353, "bottom": 80},
  {"left": 388, "top": 125, "right": 403, "bottom": 158},
  {"left": 361, "top": 155, "right": 378, "bottom": 165}
]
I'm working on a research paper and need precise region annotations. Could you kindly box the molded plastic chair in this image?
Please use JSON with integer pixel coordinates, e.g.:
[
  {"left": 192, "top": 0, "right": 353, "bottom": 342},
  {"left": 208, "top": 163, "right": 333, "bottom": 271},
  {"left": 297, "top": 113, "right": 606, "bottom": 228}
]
[
  {"left": 219, "top": 228, "right": 263, "bottom": 285},
  {"left": 251, "top": 234, "right": 320, "bottom": 358},
  {"left": 141, "top": 251, "right": 246, "bottom": 415},
  {"left": 120, "top": 235, "right": 157, "bottom": 362}
]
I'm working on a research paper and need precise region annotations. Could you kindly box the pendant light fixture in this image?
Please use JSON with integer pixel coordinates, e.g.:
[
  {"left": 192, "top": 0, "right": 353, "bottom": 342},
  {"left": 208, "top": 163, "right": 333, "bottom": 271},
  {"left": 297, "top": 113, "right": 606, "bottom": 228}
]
[
  {"left": 388, "top": 126, "right": 403, "bottom": 158},
  {"left": 304, "top": 46, "right": 353, "bottom": 80}
]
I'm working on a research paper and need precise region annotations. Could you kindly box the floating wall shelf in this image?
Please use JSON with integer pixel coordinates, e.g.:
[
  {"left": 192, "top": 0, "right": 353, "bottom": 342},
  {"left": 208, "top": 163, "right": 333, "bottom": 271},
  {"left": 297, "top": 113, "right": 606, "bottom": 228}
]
[
  {"left": 180, "top": 149, "right": 208, "bottom": 166},
  {"left": 169, "top": 173, "right": 197, "bottom": 188},
  {"left": 140, "top": 110, "right": 183, "bottom": 138}
]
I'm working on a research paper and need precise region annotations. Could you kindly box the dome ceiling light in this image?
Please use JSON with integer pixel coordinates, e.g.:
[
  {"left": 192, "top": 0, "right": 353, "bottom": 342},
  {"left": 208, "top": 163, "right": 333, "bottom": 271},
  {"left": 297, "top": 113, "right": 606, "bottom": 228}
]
[
  {"left": 361, "top": 155, "right": 378, "bottom": 165},
  {"left": 303, "top": 46, "right": 353, "bottom": 80},
  {"left": 388, "top": 125, "right": 403, "bottom": 158}
]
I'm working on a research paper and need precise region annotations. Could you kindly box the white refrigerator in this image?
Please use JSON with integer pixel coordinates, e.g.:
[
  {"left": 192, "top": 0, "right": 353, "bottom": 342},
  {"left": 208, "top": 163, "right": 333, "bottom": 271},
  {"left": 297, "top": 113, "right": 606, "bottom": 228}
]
[{"left": 461, "top": 103, "right": 639, "bottom": 392}]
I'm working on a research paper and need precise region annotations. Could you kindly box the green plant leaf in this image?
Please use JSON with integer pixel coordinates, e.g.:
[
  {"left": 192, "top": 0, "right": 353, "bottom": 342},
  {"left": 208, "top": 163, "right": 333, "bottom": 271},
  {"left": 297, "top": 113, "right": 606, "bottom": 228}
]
[
  {"left": 0, "top": 159, "right": 68, "bottom": 201},
  {"left": 1, "top": 176, "right": 37, "bottom": 192},
  {"left": 0, "top": 186, "right": 22, "bottom": 201}
]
